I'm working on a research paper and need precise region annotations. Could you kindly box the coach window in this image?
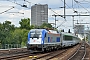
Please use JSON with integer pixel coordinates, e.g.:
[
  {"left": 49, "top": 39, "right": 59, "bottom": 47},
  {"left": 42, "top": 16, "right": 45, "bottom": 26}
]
[{"left": 63, "top": 35, "right": 73, "bottom": 40}]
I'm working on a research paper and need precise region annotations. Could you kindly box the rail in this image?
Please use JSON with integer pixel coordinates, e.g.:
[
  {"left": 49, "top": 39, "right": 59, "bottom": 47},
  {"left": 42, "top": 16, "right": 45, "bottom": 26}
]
[
  {"left": 67, "top": 42, "right": 86, "bottom": 60},
  {"left": 32, "top": 49, "right": 67, "bottom": 60}
]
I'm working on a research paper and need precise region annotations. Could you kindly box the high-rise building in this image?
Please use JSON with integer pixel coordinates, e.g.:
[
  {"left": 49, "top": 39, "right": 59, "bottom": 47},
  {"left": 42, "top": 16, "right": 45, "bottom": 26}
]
[{"left": 31, "top": 4, "right": 48, "bottom": 26}]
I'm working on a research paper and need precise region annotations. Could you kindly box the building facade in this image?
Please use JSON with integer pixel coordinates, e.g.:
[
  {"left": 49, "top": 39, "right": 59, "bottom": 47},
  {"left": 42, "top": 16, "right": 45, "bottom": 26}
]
[{"left": 31, "top": 4, "right": 48, "bottom": 26}]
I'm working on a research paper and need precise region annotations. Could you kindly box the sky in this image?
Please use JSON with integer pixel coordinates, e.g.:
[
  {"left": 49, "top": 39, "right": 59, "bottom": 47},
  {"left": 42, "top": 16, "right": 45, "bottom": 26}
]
[{"left": 0, "top": 0, "right": 90, "bottom": 33}]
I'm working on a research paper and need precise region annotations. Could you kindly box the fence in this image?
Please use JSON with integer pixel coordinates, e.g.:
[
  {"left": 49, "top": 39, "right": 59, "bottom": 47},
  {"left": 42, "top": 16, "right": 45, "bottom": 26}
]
[{"left": 0, "top": 44, "right": 25, "bottom": 49}]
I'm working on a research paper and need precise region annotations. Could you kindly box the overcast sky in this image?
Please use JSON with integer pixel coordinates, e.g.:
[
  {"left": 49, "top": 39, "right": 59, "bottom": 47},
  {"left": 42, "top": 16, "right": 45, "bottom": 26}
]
[{"left": 0, "top": 0, "right": 90, "bottom": 32}]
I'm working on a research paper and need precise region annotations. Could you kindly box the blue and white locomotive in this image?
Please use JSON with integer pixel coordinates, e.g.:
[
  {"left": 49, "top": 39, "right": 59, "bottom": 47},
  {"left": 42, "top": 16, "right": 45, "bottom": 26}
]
[{"left": 27, "top": 29, "right": 81, "bottom": 52}]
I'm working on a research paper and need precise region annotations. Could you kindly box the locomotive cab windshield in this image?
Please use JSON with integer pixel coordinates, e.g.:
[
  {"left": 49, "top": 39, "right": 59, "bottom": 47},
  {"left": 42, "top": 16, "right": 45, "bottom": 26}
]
[
  {"left": 30, "top": 30, "right": 42, "bottom": 38},
  {"left": 28, "top": 29, "right": 47, "bottom": 45}
]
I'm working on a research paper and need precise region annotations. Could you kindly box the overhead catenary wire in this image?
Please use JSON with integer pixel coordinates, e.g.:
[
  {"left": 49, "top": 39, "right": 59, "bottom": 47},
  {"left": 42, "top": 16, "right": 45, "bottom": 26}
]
[
  {"left": 49, "top": 8, "right": 67, "bottom": 28},
  {"left": 52, "top": 0, "right": 68, "bottom": 28},
  {"left": 7, "top": 0, "right": 22, "bottom": 7},
  {"left": 61, "top": 0, "right": 76, "bottom": 13},
  {"left": 0, "top": 5, "right": 14, "bottom": 7},
  {"left": 49, "top": 8, "right": 59, "bottom": 15},
  {"left": 1, "top": 0, "right": 89, "bottom": 30},
  {"left": 74, "top": 0, "right": 90, "bottom": 14},
  {"left": 6, "top": 0, "right": 30, "bottom": 9},
  {"left": 77, "top": 0, "right": 90, "bottom": 4},
  {"left": 8, "top": 12, "right": 24, "bottom": 14},
  {"left": 56, "top": 20, "right": 66, "bottom": 28},
  {"left": 60, "top": 0, "right": 90, "bottom": 30},
  {"left": 0, "top": 6, "right": 14, "bottom": 14},
  {"left": 74, "top": 0, "right": 90, "bottom": 26},
  {"left": 49, "top": 0, "right": 70, "bottom": 28}
]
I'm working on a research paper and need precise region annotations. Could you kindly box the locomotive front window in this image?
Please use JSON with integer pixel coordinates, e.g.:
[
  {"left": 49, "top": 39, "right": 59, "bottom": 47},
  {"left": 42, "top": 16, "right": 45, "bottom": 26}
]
[{"left": 30, "top": 31, "right": 42, "bottom": 38}]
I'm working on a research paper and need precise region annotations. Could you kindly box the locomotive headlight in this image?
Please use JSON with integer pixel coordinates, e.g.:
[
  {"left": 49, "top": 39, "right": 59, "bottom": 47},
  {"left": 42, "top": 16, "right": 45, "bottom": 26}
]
[
  {"left": 42, "top": 41, "right": 43, "bottom": 44},
  {"left": 39, "top": 35, "right": 41, "bottom": 37}
]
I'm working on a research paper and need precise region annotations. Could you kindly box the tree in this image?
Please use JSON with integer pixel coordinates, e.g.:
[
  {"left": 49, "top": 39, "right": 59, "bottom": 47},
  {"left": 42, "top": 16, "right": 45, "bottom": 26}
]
[
  {"left": 30, "top": 25, "right": 35, "bottom": 29},
  {"left": 0, "top": 21, "right": 16, "bottom": 48},
  {"left": 40, "top": 23, "right": 52, "bottom": 29},
  {"left": 19, "top": 18, "right": 30, "bottom": 30},
  {"left": 0, "top": 18, "right": 35, "bottom": 48},
  {"left": 3, "top": 21, "right": 15, "bottom": 31},
  {"left": 12, "top": 29, "right": 29, "bottom": 47},
  {"left": 21, "top": 29, "right": 29, "bottom": 47}
]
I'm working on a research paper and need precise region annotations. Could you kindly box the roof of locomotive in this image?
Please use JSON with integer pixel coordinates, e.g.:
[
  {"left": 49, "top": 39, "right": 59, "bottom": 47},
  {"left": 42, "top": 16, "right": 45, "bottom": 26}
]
[
  {"left": 29, "top": 29, "right": 59, "bottom": 34},
  {"left": 30, "top": 29, "right": 46, "bottom": 31},
  {"left": 29, "top": 29, "right": 47, "bottom": 32}
]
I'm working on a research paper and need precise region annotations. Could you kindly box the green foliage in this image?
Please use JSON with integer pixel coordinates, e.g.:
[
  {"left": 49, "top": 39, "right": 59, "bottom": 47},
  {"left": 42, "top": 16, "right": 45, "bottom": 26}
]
[
  {"left": 0, "top": 21, "right": 16, "bottom": 48},
  {"left": 40, "top": 23, "right": 52, "bottom": 29},
  {"left": 0, "top": 19, "right": 30, "bottom": 48},
  {"left": 19, "top": 18, "right": 30, "bottom": 30},
  {"left": 0, "top": 18, "right": 54, "bottom": 49},
  {"left": 30, "top": 23, "right": 53, "bottom": 29},
  {"left": 30, "top": 25, "right": 35, "bottom": 29},
  {"left": 12, "top": 29, "right": 29, "bottom": 46}
]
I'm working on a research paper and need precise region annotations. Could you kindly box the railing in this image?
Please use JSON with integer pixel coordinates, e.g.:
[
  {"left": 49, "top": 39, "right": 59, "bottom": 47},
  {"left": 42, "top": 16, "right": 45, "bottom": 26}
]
[{"left": 0, "top": 44, "right": 26, "bottom": 49}]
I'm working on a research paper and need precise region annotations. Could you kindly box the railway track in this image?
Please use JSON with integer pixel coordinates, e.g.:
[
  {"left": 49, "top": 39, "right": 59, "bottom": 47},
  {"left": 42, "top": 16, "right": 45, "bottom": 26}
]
[
  {"left": 0, "top": 48, "right": 35, "bottom": 60},
  {"left": 32, "top": 49, "right": 67, "bottom": 60},
  {"left": 18, "top": 44, "right": 81, "bottom": 60},
  {"left": 84, "top": 42, "right": 90, "bottom": 60},
  {"left": 0, "top": 48, "right": 27, "bottom": 55},
  {"left": 0, "top": 43, "right": 83, "bottom": 60},
  {"left": 0, "top": 51, "right": 32, "bottom": 59},
  {"left": 68, "top": 42, "right": 86, "bottom": 60}
]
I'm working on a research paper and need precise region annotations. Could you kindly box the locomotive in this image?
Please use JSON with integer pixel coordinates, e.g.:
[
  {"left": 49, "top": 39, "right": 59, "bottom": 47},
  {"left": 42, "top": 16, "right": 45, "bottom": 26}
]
[{"left": 27, "top": 29, "right": 81, "bottom": 52}]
